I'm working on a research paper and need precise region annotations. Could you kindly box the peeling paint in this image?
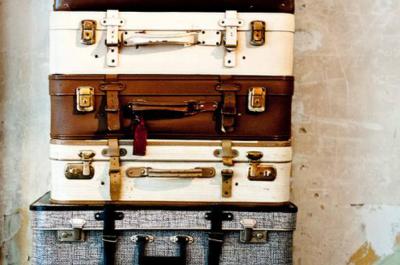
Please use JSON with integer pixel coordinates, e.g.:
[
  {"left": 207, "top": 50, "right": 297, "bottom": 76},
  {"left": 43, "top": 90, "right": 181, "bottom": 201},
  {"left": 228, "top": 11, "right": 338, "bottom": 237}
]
[{"left": 348, "top": 242, "right": 379, "bottom": 265}]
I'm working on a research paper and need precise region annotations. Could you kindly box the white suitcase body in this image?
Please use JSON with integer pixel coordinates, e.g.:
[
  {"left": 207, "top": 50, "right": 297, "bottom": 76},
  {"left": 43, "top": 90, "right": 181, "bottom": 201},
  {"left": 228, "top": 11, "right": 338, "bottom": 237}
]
[
  {"left": 50, "top": 140, "right": 292, "bottom": 204},
  {"left": 49, "top": 11, "right": 294, "bottom": 76}
]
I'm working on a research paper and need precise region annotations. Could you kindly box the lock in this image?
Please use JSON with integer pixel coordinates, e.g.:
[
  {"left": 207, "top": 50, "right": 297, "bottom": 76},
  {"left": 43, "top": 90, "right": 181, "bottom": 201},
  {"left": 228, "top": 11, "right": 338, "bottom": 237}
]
[
  {"left": 248, "top": 87, "right": 266, "bottom": 113},
  {"left": 76, "top": 86, "right": 95, "bottom": 112},
  {"left": 240, "top": 219, "right": 267, "bottom": 244},
  {"left": 57, "top": 218, "right": 86, "bottom": 242},
  {"left": 247, "top": 151, "right": 277, "bottom": 181},
  {"left": 250, "top": 21, "right": 266, "bottom": 46},
  {"left": 81, "top": 20, "right": 97, "bottom": 45},
  {"left": 65, "top": 151, "right": 95, "bottom": 180}
]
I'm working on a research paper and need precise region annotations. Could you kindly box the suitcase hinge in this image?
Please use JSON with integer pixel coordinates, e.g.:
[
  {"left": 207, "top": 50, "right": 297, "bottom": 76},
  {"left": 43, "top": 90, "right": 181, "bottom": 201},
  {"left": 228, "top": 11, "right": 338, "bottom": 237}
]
[
  {"left": 57, "top": 218, "right": 86, "bottom": 242},
  {"left": 101, "top": 10, "right": 125, "bottom": 67},
  {"left": 219, "top": 11, "right": 243, "bottom": 68},
  {"left": 240, "top": 219, "right": 268, "bottom": 244},
  {"left": 250, "top": 21, "right": 266, "bottom": 46},
  {"left": 81, "top": 20, "right": 97, "bottom": 45},
  {"left": 213, "top": 140, "right": 238, "bottom": 167},
  {"left": 76, "top": 86, "right": 95, "bottom": 112},
  {"left": 248, "top": 87, "right": 267, "bottom": 113},
  {"left": 221, "top": 169, "right": 233, "bottom": 198},
  {"left": 247, "top": 152, "right": 277, "bottom": 181},
  {"left": 65, "top": 151, "right": 96, "bottom": 180}
]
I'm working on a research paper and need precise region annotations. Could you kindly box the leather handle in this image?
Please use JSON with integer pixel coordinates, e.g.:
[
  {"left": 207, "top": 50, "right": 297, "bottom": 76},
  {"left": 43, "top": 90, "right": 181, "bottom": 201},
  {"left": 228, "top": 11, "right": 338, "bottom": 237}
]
[
  {"left": 126, "top": 167, "right": 216, "bottom": 178},
  {"left": 124, "top": 32, "right": 198, "bottom": 47},
  {"left": 127, "top": 100, "right": 218, "bottom": 116}
]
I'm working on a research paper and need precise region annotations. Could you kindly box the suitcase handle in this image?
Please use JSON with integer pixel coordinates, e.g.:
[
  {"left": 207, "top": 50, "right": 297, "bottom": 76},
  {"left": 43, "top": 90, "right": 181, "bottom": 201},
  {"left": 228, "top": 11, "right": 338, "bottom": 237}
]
[
  {"left": 126, "top": 167, "right": 216, "bottom": 178},
  {"left": 127, "top": 100, "right": 218, "bottom": 118},
  {"left": 124, "top": 32, "right": 198, "bottom": 47},
  {"left": 132, "top": 235, "right": 191, "bottom": 265}
]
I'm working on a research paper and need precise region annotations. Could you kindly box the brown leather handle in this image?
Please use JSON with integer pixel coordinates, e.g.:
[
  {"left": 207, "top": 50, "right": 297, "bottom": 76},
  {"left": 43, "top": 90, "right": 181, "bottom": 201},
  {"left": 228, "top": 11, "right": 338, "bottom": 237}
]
[{"left": 127, "top": 100, "right": 218, "bottom": 116}]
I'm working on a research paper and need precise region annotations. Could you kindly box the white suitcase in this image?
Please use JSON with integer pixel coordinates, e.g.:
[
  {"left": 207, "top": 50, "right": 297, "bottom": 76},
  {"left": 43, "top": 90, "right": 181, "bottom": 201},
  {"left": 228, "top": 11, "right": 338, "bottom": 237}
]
[
  {"left": 50, "top": 139, "right": 292, "bottom": 204},
  {"left": 49, "top": 11, "right": 295, "bottom": 76}
]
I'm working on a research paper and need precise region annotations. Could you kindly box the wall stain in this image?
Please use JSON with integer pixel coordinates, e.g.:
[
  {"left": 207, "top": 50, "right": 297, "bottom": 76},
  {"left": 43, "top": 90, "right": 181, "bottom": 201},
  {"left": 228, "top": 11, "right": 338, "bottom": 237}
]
[{"left": 348, "top": 242, "right": 379, "bottom": 265}]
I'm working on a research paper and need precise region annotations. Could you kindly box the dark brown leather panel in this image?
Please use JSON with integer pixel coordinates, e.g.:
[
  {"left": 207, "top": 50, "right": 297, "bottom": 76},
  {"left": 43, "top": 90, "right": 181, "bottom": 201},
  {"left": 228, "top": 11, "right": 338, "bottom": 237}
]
[
  {"left": 50, "top": 75, "right": 293, "bottom": 141},
  {"left": 54, "top": 0, "right": 295, "bottom": 13}
]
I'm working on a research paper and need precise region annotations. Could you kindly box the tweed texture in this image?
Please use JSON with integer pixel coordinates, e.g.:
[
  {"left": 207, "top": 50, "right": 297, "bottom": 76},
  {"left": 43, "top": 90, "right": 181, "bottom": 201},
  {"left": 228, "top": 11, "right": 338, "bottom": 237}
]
[{"left": 31, "top": 209, "right": 296, "bottom": 264}]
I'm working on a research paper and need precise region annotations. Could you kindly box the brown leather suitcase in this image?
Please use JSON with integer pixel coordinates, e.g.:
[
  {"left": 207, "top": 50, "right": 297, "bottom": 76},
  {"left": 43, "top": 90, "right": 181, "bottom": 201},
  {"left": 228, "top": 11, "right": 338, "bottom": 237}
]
[
  {"left": 50, "top": 75, "right": 293, "bottom": 154},
  {"left": 54, "top": 0, "right": 295, "bottom": 13}
]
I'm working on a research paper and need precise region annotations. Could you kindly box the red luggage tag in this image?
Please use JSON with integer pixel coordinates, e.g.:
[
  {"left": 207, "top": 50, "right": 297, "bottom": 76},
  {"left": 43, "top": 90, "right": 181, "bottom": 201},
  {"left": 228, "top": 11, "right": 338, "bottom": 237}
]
[{"left": 132, "top": 115, "right": 148, "bottom": 156}]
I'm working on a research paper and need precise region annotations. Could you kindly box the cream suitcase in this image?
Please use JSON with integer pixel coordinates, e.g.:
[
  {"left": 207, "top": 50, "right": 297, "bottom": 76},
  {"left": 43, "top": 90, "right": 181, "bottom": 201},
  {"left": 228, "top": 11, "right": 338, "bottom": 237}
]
[
  {"left": 49, "top": 11, "right": 295, "bottom": 76},
  {"left": 50, "top": 140, "right": 292, "bottom": 204}
]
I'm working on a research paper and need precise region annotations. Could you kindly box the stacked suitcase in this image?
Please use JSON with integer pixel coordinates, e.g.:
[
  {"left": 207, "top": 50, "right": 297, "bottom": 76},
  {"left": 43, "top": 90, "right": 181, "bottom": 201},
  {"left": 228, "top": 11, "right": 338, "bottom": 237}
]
[{"left": 30, "top": 1, "right": 297, "bottom": 264}]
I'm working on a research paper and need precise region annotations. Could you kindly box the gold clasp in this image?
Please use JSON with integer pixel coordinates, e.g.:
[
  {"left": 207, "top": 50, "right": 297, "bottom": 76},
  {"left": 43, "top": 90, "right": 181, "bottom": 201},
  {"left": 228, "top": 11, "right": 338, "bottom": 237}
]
[
  {"left": 76, "top": 86, "right": 95, "bottom": 112},
  {"left": 250, "top": 21, "right": 266, "bottom": 46},
  {"left": 81, "top": 20, "right": 97, "bottom": 45},
  {"left": 248, "top": 87, "right": 266, "bottom": 113}
]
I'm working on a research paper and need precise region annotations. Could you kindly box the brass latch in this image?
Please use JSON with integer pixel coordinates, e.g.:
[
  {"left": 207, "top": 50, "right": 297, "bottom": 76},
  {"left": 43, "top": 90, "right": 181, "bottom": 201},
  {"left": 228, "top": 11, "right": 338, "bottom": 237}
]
[
  {"left": 250, "top": 21, "right": 266, "bottom": 46},
  {"left": 240, "top": 219, "right": 267, "bottom": 244},
  {"left": 65, "top": 151, "right": 95, "bottom": 180},
  {"left": 214, "top": 140, "right": 239, "bottom": 167},
  {"left": 126, "top": 167, "right": 216, "bottom": 178},
  {"left": 76, "top": 86, "right": 95, "bottom": 112},
  {"left": 221, "top": 169, "right": 233, "bottom": 198},
  {"left": 247, "top": 152, "right": 277, "bottom": 181},
  {"left": 57, "top": 218, "right": 86, "bottom": 242},
  {"left": 81, "top": 20, "right": 96, "bottom": 45},
  {"left": 248, "top": 87, "right": 267, "bottom": 113}
]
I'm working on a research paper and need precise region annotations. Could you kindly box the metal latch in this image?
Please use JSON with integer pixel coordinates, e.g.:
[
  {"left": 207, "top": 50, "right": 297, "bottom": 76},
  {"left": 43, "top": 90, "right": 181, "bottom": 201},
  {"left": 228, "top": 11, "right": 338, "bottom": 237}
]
[
  {"left": 248, "top": 87, "right": 267, "bottom": 112},
  {"left": 76, "top": 86, "right": 95, "bottom": 112},
  {"left": 126, "top": 167, "right": 216, "bottom": 178},
  {"left": 57, "top": 219, "right": 86, "bottom": 242},
  {"left": 214, "top": 140, "right": 239, "bottom": 167},
  {"left": 65, "top": 151, "right": 95, "bottom": 180},
  {"left": 247, "top": 152, "right": 277, "bottom": 181},
  {"left": 250, "top": 21, "right": 266, "bottom": 46},
  {"left": 81, "top": 20, "right": 96, "bottom": 45},
  {"left": 219, "top": 11, "right": 243, "bottom": 68},
  {"left": 101, "top": 10, "right": 125, "bottom": 67},
  {"left": 221, "top": 169, "right": 233, "bottom": 198},
  {"left": 240, "top": 219, "right": 267, "bottom": 243}
]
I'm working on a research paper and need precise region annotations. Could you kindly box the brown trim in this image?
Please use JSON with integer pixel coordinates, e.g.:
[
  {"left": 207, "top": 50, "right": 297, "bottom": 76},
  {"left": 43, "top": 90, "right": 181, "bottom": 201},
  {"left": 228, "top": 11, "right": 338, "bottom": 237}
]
[{"left": 50, "top": 139, "right": 292, "bottom": 148}]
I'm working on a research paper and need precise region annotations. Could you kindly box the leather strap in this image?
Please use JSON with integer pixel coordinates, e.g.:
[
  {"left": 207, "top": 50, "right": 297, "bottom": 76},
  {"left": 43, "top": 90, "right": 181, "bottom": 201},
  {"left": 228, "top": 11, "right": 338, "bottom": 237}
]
[
  {"left": 95, "top": 205, "right": 124, "bottom": 265},
  {"left": 206, "top": 209, "right": 233, "bottom": 265},
  {"left": 100, "top": 81, "right": 126, "bottom": 131},
  {"left": 133, "top": 116, "right": 148, "bottom": 156},
  {"left": 108, "top": 139, "right": 122, "bottom": 200},
  {"left": 216, "top": 83, "right": 240, "bottom": 133}
]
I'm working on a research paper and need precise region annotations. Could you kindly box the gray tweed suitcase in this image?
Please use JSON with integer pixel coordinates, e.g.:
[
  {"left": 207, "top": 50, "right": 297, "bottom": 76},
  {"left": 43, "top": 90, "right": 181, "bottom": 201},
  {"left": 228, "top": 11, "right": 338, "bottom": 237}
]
[{"left": 30, "top": 193, "right": 297, "bottom": 265}]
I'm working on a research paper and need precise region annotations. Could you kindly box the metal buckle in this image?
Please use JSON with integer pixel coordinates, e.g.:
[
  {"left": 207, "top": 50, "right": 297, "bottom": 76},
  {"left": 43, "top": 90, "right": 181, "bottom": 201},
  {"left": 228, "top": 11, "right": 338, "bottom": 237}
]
[
  {"left": 250, "top": 21, "right": 266, "bottom": 46},
  {"left": 76, "top": 87, "right": 95, "bottom": 112},
  {"left": 248, "top": 87, "right": 267, "bottom": 113},
  {"left": 81, "top": 20, "right": 96, "bottom": 45},
  {"left": 65, "top": 151, "right": 95, "bottom": 180},
  {"left": 240, "top": 219, "right": 268, "bottom": 244},
  {"left": 247, "top": 152, "right": 277, "bottom": 181}
]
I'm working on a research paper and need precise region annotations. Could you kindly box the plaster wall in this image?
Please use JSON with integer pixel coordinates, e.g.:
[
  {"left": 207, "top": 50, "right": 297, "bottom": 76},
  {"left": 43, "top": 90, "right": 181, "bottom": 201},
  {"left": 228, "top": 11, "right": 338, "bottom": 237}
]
[{"left": 0, "top": 1, "right": 399, "bottom": 264}]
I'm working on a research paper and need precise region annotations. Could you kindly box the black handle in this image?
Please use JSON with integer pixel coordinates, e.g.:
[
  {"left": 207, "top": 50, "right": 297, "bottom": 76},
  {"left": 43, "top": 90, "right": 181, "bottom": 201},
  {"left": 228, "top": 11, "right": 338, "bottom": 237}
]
[{"left": 134, "top": 236, "right": 190, "bottom": 265}]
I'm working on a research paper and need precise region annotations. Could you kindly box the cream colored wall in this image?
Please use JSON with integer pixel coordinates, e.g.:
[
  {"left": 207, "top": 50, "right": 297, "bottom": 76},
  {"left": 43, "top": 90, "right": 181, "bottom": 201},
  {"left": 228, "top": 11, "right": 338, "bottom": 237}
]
[{"left": 0, "top": 1, "right": 399, "bottom": 264}]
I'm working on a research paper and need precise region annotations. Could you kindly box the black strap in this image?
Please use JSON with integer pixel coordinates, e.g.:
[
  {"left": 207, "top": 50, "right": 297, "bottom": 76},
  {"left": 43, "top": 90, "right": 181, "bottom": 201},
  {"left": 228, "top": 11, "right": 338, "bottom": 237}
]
[
  {"left": 205, "top": 209, "right": 233, "bottom": 265},
  {"left": 95, "top": 205, "right": 124, "bottom": 265},
  {"left": 135, "top": 235, "right": 189, "bottom": 265}
]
